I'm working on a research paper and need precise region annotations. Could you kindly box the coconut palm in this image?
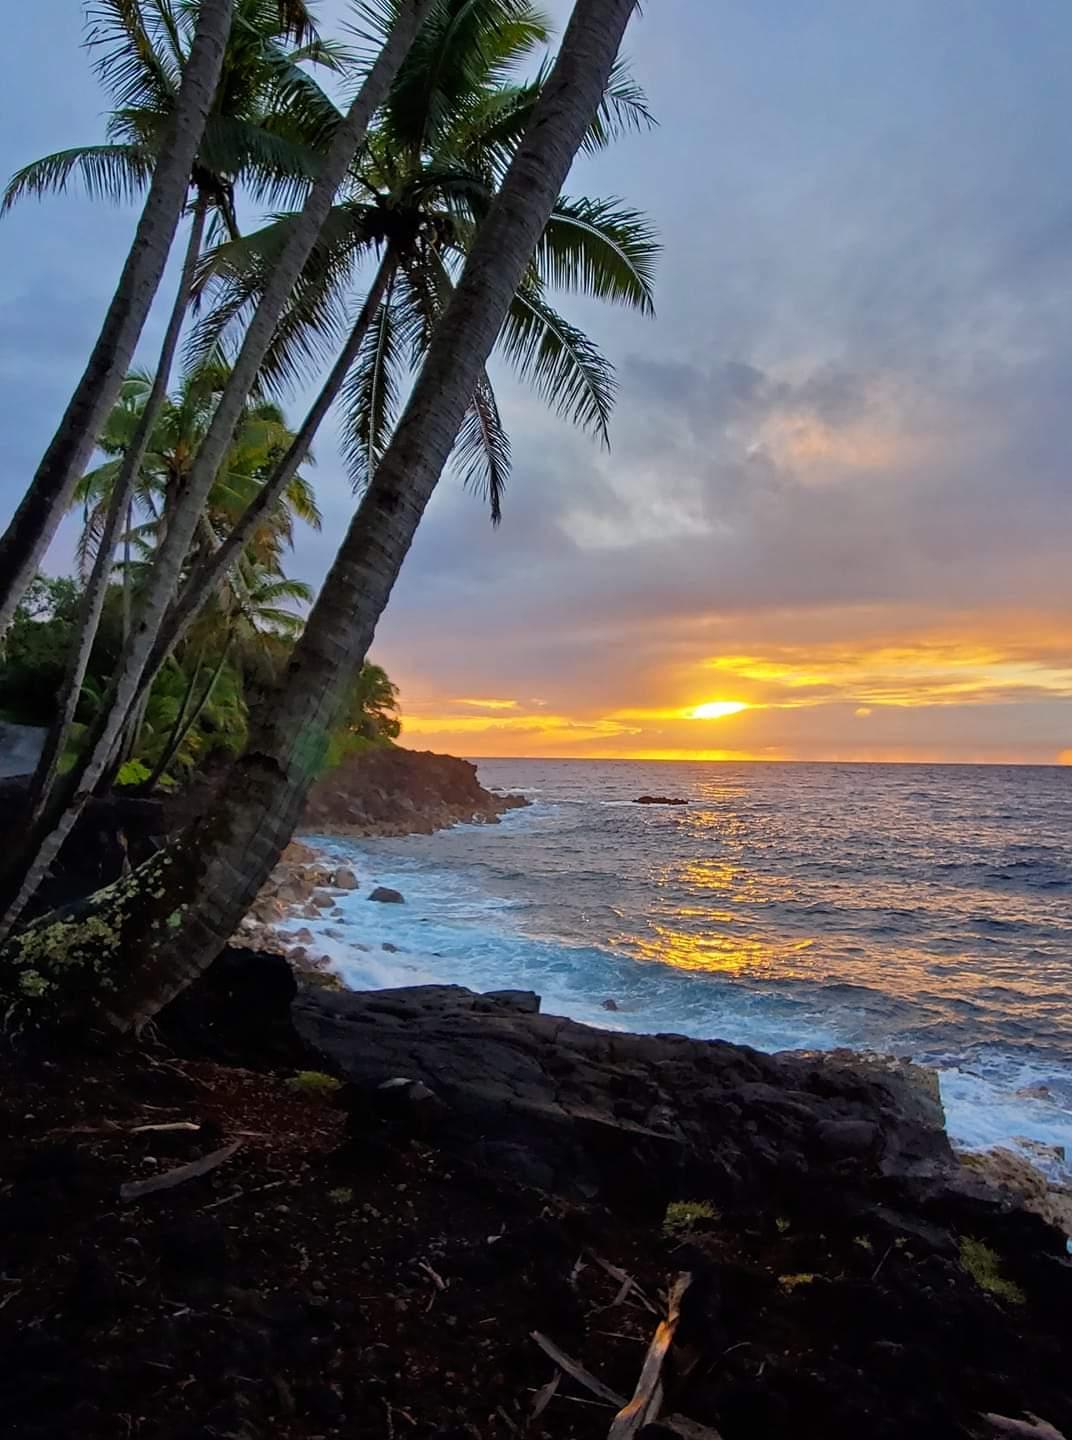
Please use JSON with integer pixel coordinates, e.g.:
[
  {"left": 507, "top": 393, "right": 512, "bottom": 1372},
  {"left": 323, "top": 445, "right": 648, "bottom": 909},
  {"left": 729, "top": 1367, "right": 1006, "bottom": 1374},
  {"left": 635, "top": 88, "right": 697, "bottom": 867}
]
[
  {"left": 136, "top": 558, "right": 312, "bottom": 791},
  {"left": 74, "top": 366, "right": 321, "bottom": 583},
  {"left": 189, "top": 5, "right": 656, "bottom": 516},
  {"left": 135, "top": 0, "right": 655, "bottom": 697},
  {"left": 0, "top": 0, "right": 234, "bottom": 641},
  {"left": 0, "top": 0, "right": 644, "bottom": 1030},
  {"left": 70, "top": 365, "right": 319, "bottom": 774},
  {"left": 0, "top": 0, "right": 442, "bottom": 940},
  {"left": 7, "top": 0, "right": 341, "bottom": 818}
]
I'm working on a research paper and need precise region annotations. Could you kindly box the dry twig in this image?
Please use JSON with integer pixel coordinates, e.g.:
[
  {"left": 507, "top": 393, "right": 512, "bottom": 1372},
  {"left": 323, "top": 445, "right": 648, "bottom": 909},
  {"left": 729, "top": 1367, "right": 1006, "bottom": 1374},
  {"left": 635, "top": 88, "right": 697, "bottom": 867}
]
[{"left": 530, "top": 1332, "right": 626, "bottom": 1408}]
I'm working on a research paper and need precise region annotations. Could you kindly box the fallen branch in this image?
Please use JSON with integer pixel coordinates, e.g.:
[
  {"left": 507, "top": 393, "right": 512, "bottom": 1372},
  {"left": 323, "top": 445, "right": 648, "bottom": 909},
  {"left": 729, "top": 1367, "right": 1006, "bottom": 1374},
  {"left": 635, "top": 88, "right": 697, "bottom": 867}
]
[
  {"left": 120, "top": 1140, "right": 242, "bottom": 1201},
  {"left": 131, "top": 1121, "right": 201, "bottom": 1135},
  {"left": 530, "top": 1332, "right": 626, "bottom": 1408},
  {"left": 608, "top": 1272, "right": 692, "bottom": 1439}
]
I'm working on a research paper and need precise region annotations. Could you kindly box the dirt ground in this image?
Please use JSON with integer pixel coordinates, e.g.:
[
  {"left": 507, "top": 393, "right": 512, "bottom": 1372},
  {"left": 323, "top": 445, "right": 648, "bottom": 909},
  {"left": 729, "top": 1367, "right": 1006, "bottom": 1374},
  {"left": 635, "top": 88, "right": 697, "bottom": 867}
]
[{"left": 2, "top": 1028, "right": 1070, "bottom": 1440}]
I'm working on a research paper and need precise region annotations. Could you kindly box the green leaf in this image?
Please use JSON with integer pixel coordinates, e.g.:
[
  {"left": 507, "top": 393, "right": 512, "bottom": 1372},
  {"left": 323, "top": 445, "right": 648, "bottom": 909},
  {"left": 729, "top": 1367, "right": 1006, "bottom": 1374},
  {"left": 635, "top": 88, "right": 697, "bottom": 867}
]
[
  {"left": 498, "top": 282, "right": 617, "bottom": 443},
  {"left": 536, "top": 195, "right": 659, "bottom": 313},
  {"left": 2, "top": 145, "right": 154, "bottom": 212}
]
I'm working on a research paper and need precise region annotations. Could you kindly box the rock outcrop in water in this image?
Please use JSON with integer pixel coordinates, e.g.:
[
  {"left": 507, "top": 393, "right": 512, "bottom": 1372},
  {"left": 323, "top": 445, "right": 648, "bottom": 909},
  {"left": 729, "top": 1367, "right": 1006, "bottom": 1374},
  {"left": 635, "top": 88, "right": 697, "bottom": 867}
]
[
  {"left": 634, "top": 794, "right": 688, "bottom": 806},
  {"left": 304, "top": 746, "right": 526, "bottom": 836}
]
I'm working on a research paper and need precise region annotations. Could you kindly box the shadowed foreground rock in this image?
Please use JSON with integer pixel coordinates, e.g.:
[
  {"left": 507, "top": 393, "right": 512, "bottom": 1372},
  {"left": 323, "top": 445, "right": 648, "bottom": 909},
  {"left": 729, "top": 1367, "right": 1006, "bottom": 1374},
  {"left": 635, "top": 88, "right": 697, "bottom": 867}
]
[{"left": 292, "top": 982, "right": 955, "bottom": 1207}]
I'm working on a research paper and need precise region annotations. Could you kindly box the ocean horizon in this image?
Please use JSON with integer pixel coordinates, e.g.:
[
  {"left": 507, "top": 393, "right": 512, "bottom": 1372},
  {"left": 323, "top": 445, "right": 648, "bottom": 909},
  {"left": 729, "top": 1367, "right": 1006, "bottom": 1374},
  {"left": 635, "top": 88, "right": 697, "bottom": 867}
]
[{"left": 290, "top": 757, "right": 1072, "bottom": 1177}]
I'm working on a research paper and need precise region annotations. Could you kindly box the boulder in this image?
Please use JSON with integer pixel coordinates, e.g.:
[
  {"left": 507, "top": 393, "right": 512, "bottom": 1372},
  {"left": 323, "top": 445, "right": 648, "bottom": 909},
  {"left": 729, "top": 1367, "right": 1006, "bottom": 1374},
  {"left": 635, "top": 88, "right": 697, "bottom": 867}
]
[
  {"left": 960, "top": 1147, "right": 1072, "bottom": 1237},
  {"left": 368, "top": 886, "right": 404, "bottom": 904},
  {"left": 634, "top": 795, "right": 688, "bottom": 806},
  {"left": 159, "top": 947, "right": 308, "bottom": 1067},
  {"left": 483, "top": 989, "right": 541, "bottom": 1014},
  {"left": 333, "top": 866, "right": 358, "bottom": 890},
  {"left": 292, "top": 984, "right": 955, "bottom": 1209}
]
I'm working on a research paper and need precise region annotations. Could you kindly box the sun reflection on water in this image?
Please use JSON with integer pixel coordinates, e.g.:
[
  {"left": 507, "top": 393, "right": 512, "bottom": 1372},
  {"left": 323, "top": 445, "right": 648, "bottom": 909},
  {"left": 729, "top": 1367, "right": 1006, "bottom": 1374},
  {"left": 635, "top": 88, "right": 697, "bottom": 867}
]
[{"left": 622, "top": 923, "right": 815, "bottom": 976}]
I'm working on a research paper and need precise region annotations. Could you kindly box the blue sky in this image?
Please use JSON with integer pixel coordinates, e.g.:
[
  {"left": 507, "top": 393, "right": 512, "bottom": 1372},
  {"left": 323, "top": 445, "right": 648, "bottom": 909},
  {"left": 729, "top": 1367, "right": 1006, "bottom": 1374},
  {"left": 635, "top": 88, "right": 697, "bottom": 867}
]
[{"left": 3, "top": 1, "right": 1072, "bottom": 760}]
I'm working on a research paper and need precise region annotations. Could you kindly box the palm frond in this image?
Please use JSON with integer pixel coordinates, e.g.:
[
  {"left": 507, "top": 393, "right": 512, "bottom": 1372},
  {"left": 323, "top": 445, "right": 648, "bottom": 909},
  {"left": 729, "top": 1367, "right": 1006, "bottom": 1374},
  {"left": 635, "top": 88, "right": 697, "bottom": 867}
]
[
  {"left": 188, "top": 206, "right": 373, "bottom": 389},
  {"left": 197, "top": 115, "right": 321, "bottom": 207},
  {"left": 536, "top": 195, "right": 658, "bottom": 313},
  {"left": 339, "top": 268, "right": 412, "bottom": 491},
  {"left": 85, "top": 0, "right": 180, "bottom": 110},
  {"left": 451, "top": 370, "right": 511, "bottom": 523},
  {"left": 2, "top": 144, "right": 154, "bottom": 212},
  {"left": 498, "top": 282, "right": 617, "bottom": 443},
  {"left": 582, "top": 57, "right": 657, "bottom": 153},
  {"left": 381, "top": 0, "right": 548, "bottom": 153}
]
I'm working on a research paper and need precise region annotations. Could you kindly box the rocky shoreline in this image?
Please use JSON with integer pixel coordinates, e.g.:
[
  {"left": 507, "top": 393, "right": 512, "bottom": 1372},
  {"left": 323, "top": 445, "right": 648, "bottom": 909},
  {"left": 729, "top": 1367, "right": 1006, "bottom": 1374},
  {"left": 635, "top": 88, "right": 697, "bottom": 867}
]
[
  {"left": 4, "top": 746, "right": 1071, "bottom": 1436},
  {"left": 234, "top": 825, "right": 1072, "bottom": 1244}
]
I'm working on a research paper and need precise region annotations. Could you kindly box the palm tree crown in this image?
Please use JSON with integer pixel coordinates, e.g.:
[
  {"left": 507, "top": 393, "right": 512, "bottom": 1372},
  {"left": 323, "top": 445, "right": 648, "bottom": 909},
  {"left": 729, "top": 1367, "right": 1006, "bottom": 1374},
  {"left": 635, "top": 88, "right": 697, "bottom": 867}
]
[
  {"left": 2, "top": 0, "right": 343, "bottom": 238},
  {"left": 192, "top": 0, "right": 659, "bottom": 519}
]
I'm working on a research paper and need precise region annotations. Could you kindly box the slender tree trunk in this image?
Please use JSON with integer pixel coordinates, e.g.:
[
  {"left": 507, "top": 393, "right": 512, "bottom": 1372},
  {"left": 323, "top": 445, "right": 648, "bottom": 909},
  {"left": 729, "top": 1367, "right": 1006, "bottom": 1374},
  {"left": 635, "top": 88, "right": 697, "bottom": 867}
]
[
  {"left": 144, "top": 640, "right": 230, "bottom": 792},
  {"left": 21, "top": 199, "right": 209, "bottom": 828},
  {"left": 0, "top": 0, "right": 434, "bottom": 940},
  {"left": 0, "top": 0, "right": 233, "bottom": 640},
  {"left": 121, "top": 502, "right": 134, "bottom": 644},
  {"left": 0, "top": 0, "right": 640, "bottom": 1028},
  {"left": 132, "top": 247, "right": 400, "bottom": 712}
]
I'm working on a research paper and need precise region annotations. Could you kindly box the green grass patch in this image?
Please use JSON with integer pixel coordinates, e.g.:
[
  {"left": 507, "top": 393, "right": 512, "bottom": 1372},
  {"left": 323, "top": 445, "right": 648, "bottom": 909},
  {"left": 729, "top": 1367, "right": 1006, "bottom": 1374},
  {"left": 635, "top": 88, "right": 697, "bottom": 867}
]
[
  {"left": 958, "top": 1237, "right": 1025, "bottom": 1305},
  {"left": 662, "top": 1200, "right": 718, "bottom": 1238},
  {"left": 778, "top": 1272, "right": 817, "bottom": 1291}
]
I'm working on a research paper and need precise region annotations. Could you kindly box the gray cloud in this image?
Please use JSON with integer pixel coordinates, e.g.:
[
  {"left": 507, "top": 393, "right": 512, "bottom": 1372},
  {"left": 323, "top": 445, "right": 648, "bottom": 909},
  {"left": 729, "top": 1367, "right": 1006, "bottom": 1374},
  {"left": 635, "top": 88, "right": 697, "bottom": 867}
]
[{"left": 3, "top": 0, "right": 1071, "bottom": 758}]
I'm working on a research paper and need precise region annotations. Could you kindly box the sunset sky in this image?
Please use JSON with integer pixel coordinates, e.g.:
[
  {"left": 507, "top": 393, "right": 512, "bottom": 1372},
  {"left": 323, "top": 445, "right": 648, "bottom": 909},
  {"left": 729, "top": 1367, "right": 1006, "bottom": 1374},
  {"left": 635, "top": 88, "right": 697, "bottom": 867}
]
[{"left": 2, "top": 1, "right": 1071, "bottom": 763}]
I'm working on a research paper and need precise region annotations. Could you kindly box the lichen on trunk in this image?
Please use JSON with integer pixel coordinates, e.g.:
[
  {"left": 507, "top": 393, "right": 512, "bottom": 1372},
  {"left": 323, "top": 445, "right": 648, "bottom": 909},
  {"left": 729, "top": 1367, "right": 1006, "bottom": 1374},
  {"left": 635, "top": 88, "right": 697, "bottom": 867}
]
[{"left": 0, "top": 846, "right": 200, "bottom": 1034}]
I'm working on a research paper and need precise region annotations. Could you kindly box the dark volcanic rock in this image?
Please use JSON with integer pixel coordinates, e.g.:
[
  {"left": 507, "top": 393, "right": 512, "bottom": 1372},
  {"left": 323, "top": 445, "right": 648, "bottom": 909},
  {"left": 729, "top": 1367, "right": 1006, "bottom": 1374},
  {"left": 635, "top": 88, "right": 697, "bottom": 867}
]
[
  {"left": 304, "top": 747, "right": 527, "bottom": 837},
  {"left": 634, "top": 794, "right": 688, "bottom": 806},
  {"left": 159, "top": 947, "right": 309, "bottom": 1067},
  {"left": 368, "top": 886, "right": 404, "bottom": 904},
  {"left": 292, "top": 984, "right": 954, "bottom": 1210}
]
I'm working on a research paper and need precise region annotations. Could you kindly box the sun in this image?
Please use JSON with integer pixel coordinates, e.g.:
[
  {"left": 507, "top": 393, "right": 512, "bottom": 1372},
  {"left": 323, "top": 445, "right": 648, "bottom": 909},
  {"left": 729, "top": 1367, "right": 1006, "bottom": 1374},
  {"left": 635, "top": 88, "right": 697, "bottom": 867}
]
[{"left": 689, "top": 700, "right": 749, "bottom": 720}]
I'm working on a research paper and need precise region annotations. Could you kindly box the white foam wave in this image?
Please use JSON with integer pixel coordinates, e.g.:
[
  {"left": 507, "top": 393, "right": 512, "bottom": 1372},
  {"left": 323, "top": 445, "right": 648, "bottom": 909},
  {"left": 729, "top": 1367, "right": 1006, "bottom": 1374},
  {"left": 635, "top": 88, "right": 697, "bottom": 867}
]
[{"left": 293, "top": 831, "right": 1072, "bottom": 1181}]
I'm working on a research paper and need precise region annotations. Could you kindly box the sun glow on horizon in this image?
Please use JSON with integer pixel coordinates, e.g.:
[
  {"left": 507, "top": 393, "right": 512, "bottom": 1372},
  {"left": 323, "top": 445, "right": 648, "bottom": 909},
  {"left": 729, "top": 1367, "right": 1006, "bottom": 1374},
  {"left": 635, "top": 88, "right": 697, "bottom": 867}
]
[{"left": 689, "top": 700, "right": 750, "bottom": 720}]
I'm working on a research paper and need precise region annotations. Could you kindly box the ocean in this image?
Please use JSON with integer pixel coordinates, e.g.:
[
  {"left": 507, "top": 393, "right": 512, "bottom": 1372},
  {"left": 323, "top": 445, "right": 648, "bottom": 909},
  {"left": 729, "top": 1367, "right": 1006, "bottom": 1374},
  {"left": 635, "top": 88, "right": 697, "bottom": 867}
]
[{"left": 293, "top": 759, "right": 1072, "bottom": 1175}]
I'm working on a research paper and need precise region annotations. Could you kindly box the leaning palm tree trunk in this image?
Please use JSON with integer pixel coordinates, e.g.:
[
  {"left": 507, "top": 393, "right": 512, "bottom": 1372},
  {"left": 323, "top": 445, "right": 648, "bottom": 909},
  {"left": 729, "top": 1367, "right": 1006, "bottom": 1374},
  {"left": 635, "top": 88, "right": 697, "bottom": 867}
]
[
  {"left": 0, "top": 0, "right": 435, "bottom": 940},
  {"left": 22, "top": 198, "right": 210, "bottom": 827},
  {"left": 0, "top": 0, "right": 640, "bottom": 1029},
  {"left": 0, "top": 0, "right": 233, "bottom": 640},
  {"left": 126, "top": 245, "right": 401, "bottom": 713}
]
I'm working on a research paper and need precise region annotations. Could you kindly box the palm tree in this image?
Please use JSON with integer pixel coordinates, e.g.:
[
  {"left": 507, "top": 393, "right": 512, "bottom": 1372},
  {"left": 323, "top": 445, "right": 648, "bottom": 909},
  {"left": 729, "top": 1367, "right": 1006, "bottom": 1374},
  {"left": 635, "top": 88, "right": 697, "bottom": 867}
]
[
  {"left": 0, "top": 0, "right": 644, "bottom": 1030},
  {"left": 137, "top": 558, "right": 312, "bottom": 791},
  {"left": 127, "top": 0, "right": 655, "bottom": 702},
  {"left": 0, "top": 0, "right": 235, "bottom": 641},
  {"left": 74, "top": 366, "right": 320, "bottom": 578},
  {"left": 0, "top": 0, "right": 441, "bottom": 940},
  {"left": 7, "top": 0, "right": 339, "bottom": 819}
]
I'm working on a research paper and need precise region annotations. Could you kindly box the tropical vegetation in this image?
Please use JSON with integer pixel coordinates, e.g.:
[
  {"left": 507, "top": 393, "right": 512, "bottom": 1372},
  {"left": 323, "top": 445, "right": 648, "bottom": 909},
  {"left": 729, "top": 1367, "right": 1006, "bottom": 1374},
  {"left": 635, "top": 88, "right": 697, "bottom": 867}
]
[{"left": 0, "top": 0, "right": 652, "bottom": 1032}]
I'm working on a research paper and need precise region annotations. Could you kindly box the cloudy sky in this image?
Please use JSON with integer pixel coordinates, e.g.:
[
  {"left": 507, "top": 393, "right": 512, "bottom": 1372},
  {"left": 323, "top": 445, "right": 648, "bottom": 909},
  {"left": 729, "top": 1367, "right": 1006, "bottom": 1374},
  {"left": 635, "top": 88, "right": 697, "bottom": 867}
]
[{"left": 3, "top": 0, "right": 1072, "bottom": 762}]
